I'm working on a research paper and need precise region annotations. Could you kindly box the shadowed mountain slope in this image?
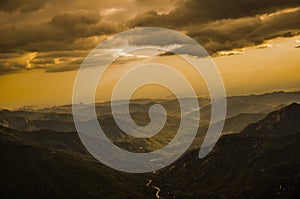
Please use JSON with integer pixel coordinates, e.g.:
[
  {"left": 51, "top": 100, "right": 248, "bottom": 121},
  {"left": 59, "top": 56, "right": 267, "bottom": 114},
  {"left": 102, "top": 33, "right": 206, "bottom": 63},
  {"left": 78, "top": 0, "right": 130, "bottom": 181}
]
[{"left": 155, "top": 103, "right": 300, "bottom": 198}]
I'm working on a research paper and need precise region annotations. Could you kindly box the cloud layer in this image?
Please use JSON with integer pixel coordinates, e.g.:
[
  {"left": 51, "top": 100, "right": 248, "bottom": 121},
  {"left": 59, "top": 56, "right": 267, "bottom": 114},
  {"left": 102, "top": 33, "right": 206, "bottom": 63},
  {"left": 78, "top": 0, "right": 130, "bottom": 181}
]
[{"left": 0, "top": 0, "right": 299, "bottom": 74}]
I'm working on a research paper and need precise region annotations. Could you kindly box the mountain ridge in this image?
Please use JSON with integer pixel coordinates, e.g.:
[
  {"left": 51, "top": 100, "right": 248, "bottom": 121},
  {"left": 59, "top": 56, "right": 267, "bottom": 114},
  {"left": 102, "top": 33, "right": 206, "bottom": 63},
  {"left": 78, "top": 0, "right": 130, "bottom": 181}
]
[{"left": 154, "top": 103, "right": 300, "bottom": 198}]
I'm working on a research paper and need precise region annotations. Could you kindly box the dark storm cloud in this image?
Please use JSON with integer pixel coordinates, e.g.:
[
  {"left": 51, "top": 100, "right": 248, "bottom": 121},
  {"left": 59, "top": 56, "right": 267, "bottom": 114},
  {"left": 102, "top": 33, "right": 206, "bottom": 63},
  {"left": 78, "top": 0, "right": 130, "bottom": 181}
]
[
  {"left": 1, "top": 0, "right": 300, "bottom": 74},
  {"left": 251, "top": 9, "right": 300, "bottom": 40},
  {"left": 0, "top": 0, "right": 46, "bottom": 13},
  {"left": 31, "top": 51, "right": 89, "bottom": 72},
  {"left": 30, "top": 58, "right": 55, "bottom": 65},
  {"left": 0, "top": 10, "right": 118, "bottom": 53},
  {"left": 167, "top": 0, "right": 300, "bottom": 26},
  {"left": 125, "top": 28, "right": 194, "bottom": 46},
  {"left": 0, "top": 61, "right": 26, "bottom": 75},
  {"left": 51, "top": 10, "right": 100, "bottom": 26},
  {"left": 0, "top": 0, "right": 173, "bottom": 74},
  {"left": 41, "top": 59, "right": 84, "bottom": 73},
  {"left": 0, "top": 52, "right": 36, "bottom": 75},
  {"left": 35, "top": 51, "right": 89, "bottom": 59},
  {"left": 127, "top": 10, "right": 160, "bottom": 27},
  {"left": 129, "top": 0, "right": 300, "bottom": 27},
  {"left": 186, "top": 17, "right": 264, "bottom": 53},
  {"left": 50, "top": 10, "right": 101, "bottom": 37},
  {"left": 185, "top": 9, "right": 300, "bottom": 54},
  {"left": 128, "top": 0, "right": 300, "bottom": 54}
]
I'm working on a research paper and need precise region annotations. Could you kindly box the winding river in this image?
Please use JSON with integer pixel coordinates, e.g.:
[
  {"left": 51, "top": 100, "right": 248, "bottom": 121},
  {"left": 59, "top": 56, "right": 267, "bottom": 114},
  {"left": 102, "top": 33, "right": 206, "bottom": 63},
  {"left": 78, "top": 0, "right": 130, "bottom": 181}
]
[{"left": 146, "top": 179, "right": 161, "bottom": 199}]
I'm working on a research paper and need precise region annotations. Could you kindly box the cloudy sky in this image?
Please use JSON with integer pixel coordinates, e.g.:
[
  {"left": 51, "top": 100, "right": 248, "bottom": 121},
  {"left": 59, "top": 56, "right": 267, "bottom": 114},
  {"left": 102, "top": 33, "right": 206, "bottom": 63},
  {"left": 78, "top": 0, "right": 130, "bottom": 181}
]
[{"left": 0, "top": 0, "right": 300, "bottom": 108}]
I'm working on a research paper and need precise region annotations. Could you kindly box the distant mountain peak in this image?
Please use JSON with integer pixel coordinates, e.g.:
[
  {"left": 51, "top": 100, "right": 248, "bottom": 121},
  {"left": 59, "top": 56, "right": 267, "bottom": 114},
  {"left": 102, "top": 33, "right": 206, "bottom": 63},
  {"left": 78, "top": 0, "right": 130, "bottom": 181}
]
[
  {"left": 283, "top": 102, "right": 300, "bottom": 110},
  {"left": 241, "top": 103, "right": 300, "bottom": 136}
]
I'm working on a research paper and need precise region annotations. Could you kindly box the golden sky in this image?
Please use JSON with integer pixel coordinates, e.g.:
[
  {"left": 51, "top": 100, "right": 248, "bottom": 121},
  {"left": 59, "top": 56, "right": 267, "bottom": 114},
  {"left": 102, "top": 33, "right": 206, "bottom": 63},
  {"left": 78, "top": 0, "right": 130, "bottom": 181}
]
[
  {"left": 1, "top": 36, "right": 299, "bottom": 108},
  {"left": 0, "top": 0, "right": 300, "bottom": 108}
]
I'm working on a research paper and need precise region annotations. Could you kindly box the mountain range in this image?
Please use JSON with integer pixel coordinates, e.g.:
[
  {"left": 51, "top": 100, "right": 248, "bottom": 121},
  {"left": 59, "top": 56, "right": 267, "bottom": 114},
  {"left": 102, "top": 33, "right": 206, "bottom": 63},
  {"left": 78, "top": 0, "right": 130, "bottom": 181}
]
[{"left": 0, "top": 92, "right": 300, "bottom": 198}]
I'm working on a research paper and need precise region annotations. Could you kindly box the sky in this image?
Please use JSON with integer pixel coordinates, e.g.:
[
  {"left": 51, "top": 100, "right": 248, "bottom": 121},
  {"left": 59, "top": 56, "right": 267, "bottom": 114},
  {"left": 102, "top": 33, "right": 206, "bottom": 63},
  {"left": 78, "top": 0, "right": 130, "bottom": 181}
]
[{"left": 0, "top": 0, "right": 300, "bottom": 108}]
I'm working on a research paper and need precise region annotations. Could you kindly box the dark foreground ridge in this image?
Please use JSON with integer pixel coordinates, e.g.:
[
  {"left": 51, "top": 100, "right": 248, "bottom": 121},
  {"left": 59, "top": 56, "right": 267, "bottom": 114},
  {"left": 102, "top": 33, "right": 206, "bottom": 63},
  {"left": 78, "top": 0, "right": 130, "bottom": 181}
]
[
  {"left": 0, "top": 103, "right": 300, "bottom": 198},
  {"left": 155, "top": 103, "right": 300, "bottom": 198}
]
